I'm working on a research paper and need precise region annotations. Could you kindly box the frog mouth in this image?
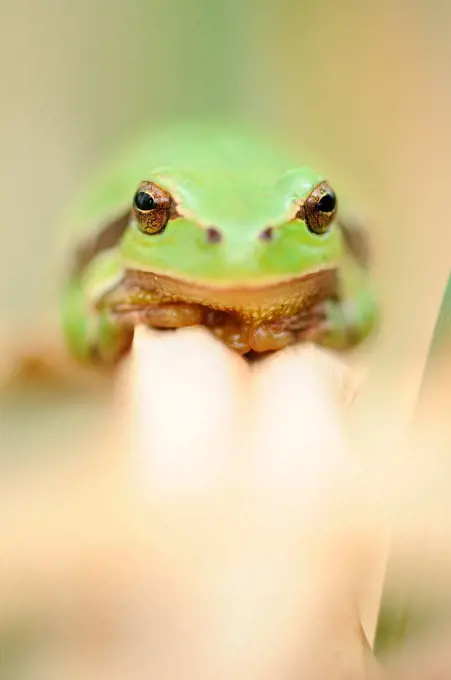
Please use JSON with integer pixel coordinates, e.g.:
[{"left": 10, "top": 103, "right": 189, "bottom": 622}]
[{"left": 124, "top": 263, "right": 337, "bottom": 290}]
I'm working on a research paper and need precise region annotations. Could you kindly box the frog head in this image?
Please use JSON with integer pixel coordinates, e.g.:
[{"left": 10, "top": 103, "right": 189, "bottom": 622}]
[{"left": 120, "top": 165, "right": 343, "bottom": 288}]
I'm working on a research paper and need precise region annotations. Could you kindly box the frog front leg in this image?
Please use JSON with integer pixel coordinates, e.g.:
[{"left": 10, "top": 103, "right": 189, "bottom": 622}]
[
  {"left": 61, "top": 276, "right": 136, "bottom": 366},
  {"left": 61, "top": 251, "right": 206, "bottom": 366},
  {"left": 62, "top": 281, "right": 208, "bottom": 366},
  {"left": 298, "top": 261, "right": 378, "bottom": 351}
]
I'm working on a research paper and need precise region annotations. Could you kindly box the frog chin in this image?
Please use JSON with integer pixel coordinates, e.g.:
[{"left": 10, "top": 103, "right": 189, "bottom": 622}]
[{"left": 123, "top": 266, "right": 338, "bottom": 323}]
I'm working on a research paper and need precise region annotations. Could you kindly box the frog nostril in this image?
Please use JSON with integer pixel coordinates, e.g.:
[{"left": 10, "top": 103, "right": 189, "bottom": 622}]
[
  {"left": 259, "top": 227, "right": 274, "bottom": 242},
  {"left": 206, "top": 227, "right": 222, "bottom": 244}
]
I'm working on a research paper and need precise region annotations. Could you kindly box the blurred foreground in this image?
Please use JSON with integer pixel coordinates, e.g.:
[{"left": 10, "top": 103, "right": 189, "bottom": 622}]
[{"left": 1, "top": 328, "right": 451, "bottom": 678}]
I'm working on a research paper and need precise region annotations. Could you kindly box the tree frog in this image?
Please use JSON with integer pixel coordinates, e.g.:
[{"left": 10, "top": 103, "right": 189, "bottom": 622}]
[{"left": 61, "top": 122, "right": 377, "bottom": 366}]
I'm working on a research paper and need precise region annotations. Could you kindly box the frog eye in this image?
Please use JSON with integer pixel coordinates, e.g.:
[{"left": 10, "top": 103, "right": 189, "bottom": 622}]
[
  {"left": 297, "top": 181, "right": 337, "bottom": 235},
  {"left": 133, "top": 181, "right": 172, "bottom": 234}
]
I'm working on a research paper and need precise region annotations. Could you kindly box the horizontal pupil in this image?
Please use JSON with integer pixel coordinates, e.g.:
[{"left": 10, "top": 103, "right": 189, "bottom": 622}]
[
  {"left": 317, "top": 192, "right": 336, "bottom": 213},
  {"left": 135, "top": 191, "right": 155, "bottom": 211}
]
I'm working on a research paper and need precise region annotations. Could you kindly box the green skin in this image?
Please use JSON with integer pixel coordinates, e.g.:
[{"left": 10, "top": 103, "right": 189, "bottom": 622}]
[{"left": 61, "top": 122, "right": 377, "bottom": 365}]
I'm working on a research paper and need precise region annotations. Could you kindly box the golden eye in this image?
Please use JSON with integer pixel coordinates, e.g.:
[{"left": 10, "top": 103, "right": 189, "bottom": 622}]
[
  {"left": 297, "top": 181, "right": 337, "bottom": 235},
  {"left": 133, "top": 181, "right": 172, "bottom": 234}
]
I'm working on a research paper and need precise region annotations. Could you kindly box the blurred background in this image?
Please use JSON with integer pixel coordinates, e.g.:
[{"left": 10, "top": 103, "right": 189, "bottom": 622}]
[{"left": 2, "top": 0, "right": 451, "bottom": 675}]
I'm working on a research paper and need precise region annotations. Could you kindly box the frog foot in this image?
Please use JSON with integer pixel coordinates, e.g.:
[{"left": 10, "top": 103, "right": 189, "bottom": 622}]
[
  {"left": 111, "top": 302, "right": 205, "bottom": 328},
  {"left": 89, "top": 302, "right": 205, "bottom": 364},
  {"left": 295, "top": 299, "right": 362, "bottom": 351},
  {"left": 205, "top": 310, "right": 296, "bottom": 354}
]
